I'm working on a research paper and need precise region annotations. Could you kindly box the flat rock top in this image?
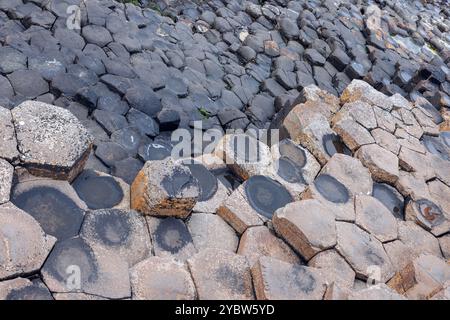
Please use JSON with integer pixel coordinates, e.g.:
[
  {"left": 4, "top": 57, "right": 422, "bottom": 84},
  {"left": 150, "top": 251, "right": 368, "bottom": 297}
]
[{"left": 11, "top": 101, "right": 93, "bottom": 169}]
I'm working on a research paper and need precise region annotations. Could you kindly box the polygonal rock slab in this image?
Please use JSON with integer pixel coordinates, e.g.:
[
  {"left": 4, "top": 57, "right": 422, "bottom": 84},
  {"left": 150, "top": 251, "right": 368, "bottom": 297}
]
[
  {"left": 405, "top": 199, "right": 450, "bottom": 237},
  {"left": 335, "top": 222, "right": 395, "bottom": 283},
  {"left": 388, "top": 254, "right": 449, "bottom": 299},
  {"left": 397, "top": 221, "right": 442, "bottom": 258},
  {"left": 439, "top": 234, "right": 450, "bottom": 260},
  {"left": 187, "top": 213, "right": 239, "bottom": 253},
  {"left": 341, "top": 80, "right": 393, "bottom": 111},
  {"left": 73, "top": 170, "right": 129, "bottom": 210},
  {"left": 130, "top": 257, "right": 196, "bottom": 300},
  {"left": 348, "top": 284, "right": 406, "bottom": 300},
  {"left": 371, "top": 128, "right": 400, "bottom": 155},
  {"left": 11, "top": 177, "right": 87, "bottom": 241},
  {"left": 355, "top": 195, "right": 398, "bottom": 242},
  {"left": 147, "top": 217, "right": 197, "bottom": 261},
  {"left": 372, "top": 183, "right": 405, "bottom": 220},
  {"left": 398, "top": 147, "right": 435, "bottom": 180},
  {"left": 273, "top": 199, "right": 337, "bottom": 261},
  {"left": 0, "top": 159, "right": 13, "bottom": 204},
  {"left": 0, "top": 107, "right": 19, "bottom": 161},
  {"left": 214, "top": 133, "right": 272, "bottom": 180},
  {"left": 238, "top": 226, "right": 300, "bottom": 268},
  {"left": 395, "top": 171, "right": 432, "bottom": 201},
  {"left": 333, "top": 118, "right": 375, "bottom": 152},
  {"left": 187, "top": 248, "right": 255, "bottom": 300},
  {"left": 0, "top": 203, "right": 56, "bottom": 280},
  {"left": 0, "top": 278, "right": 53, "bottom": 300},
  {"left": 331, "top": 101, "right": 377, "bottom": 130},
  {"left": 252, "top": 256, "right": 328, "bottom": 300},
  {"left": 11, "top": 101, "right": 93, "bottom": 181},
  {"left": 192, "top": 176, "right": 229, "bottom": 214},
  {"left": 131, "top": 157, "right": 199, "bottom": 218},
  {"left": 41, "top": 236, "right": 131, "bottom": 299},
  {"left": 356, "top": 144, "right": 399, "bottom": 184},
  {"left": 80, "top": 209, "right": 151, "bottom": 267},
  {"left": 308, "top": 250, "right": 356, "bottom": 289}
]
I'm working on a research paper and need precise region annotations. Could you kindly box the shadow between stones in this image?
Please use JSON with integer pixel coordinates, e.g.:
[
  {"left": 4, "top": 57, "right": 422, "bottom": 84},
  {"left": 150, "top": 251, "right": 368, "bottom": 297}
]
[
  {"left": 372, "top": 183, "right": 404, "bottom": 219},
  {"left": 322, "top": 134, "right": 352, "bottom": 157},
  {"left": 11, "top": 186, "right": 85, "bottom": 240},
  {"left": 72, "top": 170, "right": 124, "bottom": 210},
  {"left": 244, "top": 175, "right": 293, "bottom": 219},
  {"left": 314, "top": 174, "right": 349, "bottom": 204},
  {"left": 154, "top": 218, "right": 193, "bottom": 254}
]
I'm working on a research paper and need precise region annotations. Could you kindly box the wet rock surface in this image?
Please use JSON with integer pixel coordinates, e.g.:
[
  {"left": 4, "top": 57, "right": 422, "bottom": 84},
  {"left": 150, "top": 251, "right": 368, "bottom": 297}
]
[{"left": 1, "top": 0, "right": 450, "bottom": 300}]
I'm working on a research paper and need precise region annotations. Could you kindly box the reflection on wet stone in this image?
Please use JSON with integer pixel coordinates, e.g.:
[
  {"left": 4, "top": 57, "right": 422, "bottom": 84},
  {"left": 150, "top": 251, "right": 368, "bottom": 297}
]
[
  {"left": 12, "top": 186, "right": 85, "bottom": 240},
  {"left": 322, "top": 134, "right": 352, "bottom": 157},
  {"left": 184, "top": 163, "right": 218, "bottom": 201},
  {"left": 154, "top": 218, "right": 193, "bottom": 254},
  {"left": 72, "top": 170, "right": 124, "bottom": 210},
  {"left": 314, "top": 174, "right": 350, "bottom": 204},
  {"left": 245, "top": 175, "right": 293, "bottom": 219},
  {"left": 372, "top": 183, "right": 404, "bottom": 219}
]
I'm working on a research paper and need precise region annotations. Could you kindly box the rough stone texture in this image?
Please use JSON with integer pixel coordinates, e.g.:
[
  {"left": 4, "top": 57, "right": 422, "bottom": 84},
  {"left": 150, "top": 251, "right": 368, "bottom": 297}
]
[
  {"left": 0, "top": 107, "right": 19, "bottom": 161},
  {"left": 0, "top": 203, "right": 56, "bottom": 280},
  {"left": 439, "top": 234, "right": 450, "bottom": 260},
  {"left": 273, "top": 200, "right": 337, "bottom": 261},
  {"left": 0, "top": 159, "right": 13, "bottom": 204},
  {"left": 252, "top": 256, "right": 328, "bottom": 300},
  {"left": 335, "top": 222, "right": 395, "bottom": 283},
  {"left": 188, "top": 249, "right": 255, "bottom": 300},
  {"left": 0, "top": 278, "right": 53, "bottom": 300},
  {"left": 131, "top": 158, "right": 199, "bottom": 218},
  {"left": 237, "top": 226, "right": 300, "bottom": 267},
  {"left": 356, "top": 144, "right": 399, "bottom": 184},
  {"left": 187, "top": 213, "right": 239, "bottom": 253},
  {"left": 348, "top": 284, "right": 406, "bottom": 300},
  {"left": 130, "top": 257, "right": 196, "bottom": 300},
  {"left": 11, "top": 101, "right": 93, "bottom": 181},
  {"left": 397, "top": 221, "right": 443, "bottom": 258},
  {"left": 333, "top": 118, "right": 375, "bottom": 151}
]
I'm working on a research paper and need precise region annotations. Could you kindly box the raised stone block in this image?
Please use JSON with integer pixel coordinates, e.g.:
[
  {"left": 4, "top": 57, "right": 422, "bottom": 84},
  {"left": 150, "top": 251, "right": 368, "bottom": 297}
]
[
  {"left": 0, "top": 159, "right": 13, "bottom": 204},
  {"left": 0, "top": 106, "right": 19, "bottom": 161},
  {"left": 356, "top": 144, "right": 399, "bottom": 184}
]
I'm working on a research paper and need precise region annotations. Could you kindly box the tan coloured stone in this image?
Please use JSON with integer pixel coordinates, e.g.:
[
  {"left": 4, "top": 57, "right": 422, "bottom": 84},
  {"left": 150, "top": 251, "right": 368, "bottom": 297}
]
[
  {"left": 370, "top": 128, "right": 400, "bottom": 155},
  {"left": 405, "top": 198, "right": 450, "bottom": 237},
  {"left": 356, "top": 144, "right": 399, "bottom": 184},
  {"left": 333, "top": 118, "right": 375, "bottom": 151},
  {"left": 373, "top": 106, "right": 397, "bottom": 133},
  {"left": 384, "top": 240, "right": 415, "bottom": 273},
  {"left": 398, "top": 147, "right": 435, "bottom": 180},
  {"left": 395, "top": 171, "right": 432, "bottom": 201},
  {"left": 331, "top": 101, "right": 377, "bottom": 130},
  {"left": 341, "top": 80, "right": 393, "bottom": 111},
  {"left": 397, "top": 221, "right": 442, "bottom": 258}
]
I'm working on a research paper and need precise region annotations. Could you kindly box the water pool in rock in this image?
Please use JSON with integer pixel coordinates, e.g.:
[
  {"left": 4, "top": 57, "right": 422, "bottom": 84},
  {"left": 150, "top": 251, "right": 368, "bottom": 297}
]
[
  {"left": 184, "top": 162, "right": 218, "bottom": 201},
  {"left": 322, "top": 134, "right": 352, "bottom": 157},
  {"left": 372, "top": 183, "right": 405, "bottom": 219},
  {"left": 154, "top": 217, "right": 193, "bottom": 254},
  {"left": 314, "top": 174, "right": 349, "bottom": 204}
]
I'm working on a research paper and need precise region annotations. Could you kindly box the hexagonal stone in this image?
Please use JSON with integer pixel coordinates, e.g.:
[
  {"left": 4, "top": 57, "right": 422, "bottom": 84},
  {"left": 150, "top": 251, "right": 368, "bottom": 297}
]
[
  {"left": 11, "top": 101, "right": 93, "bottom": 181},
  {"left": 41, "top": 236, "right": 131, "bottom": 299},
  {"left": 308, "top": 250, "right": 356, "bottom": 289},
  {"left": 331, "top": 101, "right": 377, "bottom": 130},
  {"left": 0, "top": 159, "right": 13, "bottom": 204},
  {"left": 0, "top": 203, "right": 56, "bottom": 280},
  {"left": 372, "top": 183, "right": 405, "bottom": 219},
  {"left": 383, "top": 240, "right": 415, "bottom": 273},
  {"left": 130, "top": 256, "right": 196, "bottom": 300},
  {"left": 397, "top": 221, "right": 442, "bottom": 258},
  {"left": 187, "top": 248, "right": 254, "bottom": 300},
  {"left": 398, "top": 147, "right": 435, "bottom": 180},
  {"left": 273, "top": 199, "right": 336, "bottom": 261},
  {"left": 238, "top": 226, "right": 300, "bottom": 268},
  {"left": 0, "top": 278, "right": 53, "bottom": 300},
  {"left": 333, "top": 119, "right": 375, "bottom": 152},
  {"left": 388, "top": 254, "right": 449, "bottom": 299},
  {"left": 335, "top": 222, "right": 395, "bottom": 282},
  {"left": 371, "top": 128, "right": 400, "bottom": 155},
  {"left": 218, "top": 175, "right": 293, "bottom": 234},
  {"left": 355, "top": 195, "right": 398, "bottom": 242},
  {"left": 192, "top": 178, "right": 230, "bottom": 214},
  {"left": 72, "top": 170, "right": 129, "bottom": 210},
  {"left": 80, "top": 209, "right": 151, "bottom": 267},
  {"left": 82, "top": 25, "right": 112, "bottom": 47},
  {"left": 252, "top": 256, "right": 328, "bottom": 300},
  {"left": 341, "top": 80, "right": 393, "bottom": 111},
  {"left": 7, "top": 69, "right": 49, "bottom": 99},
  {"left": 131, "top": 158, "right": 199, "bottom": 218},
  {"left": 0, "top": 107, "right": 19, "bottom": 161},
  {"left": 405, "top": 198, "right": 449, "bottom": 237},
  {"left": 214, "top": 133, "right": 272, "bottom": 180},
  {"left": 356, "top": 144, "right": 399, "bottom": 184},
  {"left": 348, "top": 284, "right": 406, "bottom": 300},
  {"left": 0, "top": 47, "right": 27, "bottom": 74},
  {"left": 395, "top": 171, "right": 432, "bottom": 201},
  {"left": 187, "top": 213, "right": 239, "bottom": 253},
  {"left": 147, "top": 217, "right": 196, "bottom": 261},
  {"left": 439, "top": 234, "right": 450, "bottom": 260},
  {"left": 11, "top": 177, "right": 87, "bottom": 241}
]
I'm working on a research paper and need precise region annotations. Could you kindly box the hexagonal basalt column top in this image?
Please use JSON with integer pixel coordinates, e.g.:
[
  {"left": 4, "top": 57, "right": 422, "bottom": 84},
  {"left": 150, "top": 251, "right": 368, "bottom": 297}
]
[{"left": 11, "top": 101, "right": 93, "bottom": 182}]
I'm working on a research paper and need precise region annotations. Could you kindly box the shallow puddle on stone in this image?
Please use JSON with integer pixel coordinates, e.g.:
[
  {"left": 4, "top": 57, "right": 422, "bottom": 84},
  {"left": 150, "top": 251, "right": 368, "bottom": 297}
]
[
  {"left": 92, "top": 210, "right": 132, "bottom": 247},
  {"left": 184, "top": 163, "right": 218, "bottom": 201},
  {"left": 276, "top": 157, "right": 305, "bottom": 184},
  {"left": 314, "top": 174, "right": 349, "bottom": 204},
  {"left": 278, "top": 139, "right": 307, "bottom": 168},
  {"left": 12, "top": 186, "right": 85, "bottom": 240},
  {"left": 416, "top": 199, "right": 444, "bottom": 228},
  {"left": 72, "top": 170, "right": 124, "bottom": 210},
  {"left": 372, "top": 183, "right": 404, "bottom": 219},
  {"left": 44, "top": 237, "right": 98, "bottom": 286},
  {"left": 154, "top": 218, "right": 193, "bottom": 254},
  {"left": 161, "top": 167, "right": 198, "bottom": 197},
  {"left": 244, "top": 175, "right": 293, "bottom": 219},
  {"left": 138, "top": 142, "right": 171, "bottom": 161},
  {"left": 6, "top": 281, "right": 53, "bottom": 300},
  {"left": 422, "top": 135, "right": 450, "bottom": 161},
  {"left": 322, "top": 134, "right": 352, "bottom": 157}
]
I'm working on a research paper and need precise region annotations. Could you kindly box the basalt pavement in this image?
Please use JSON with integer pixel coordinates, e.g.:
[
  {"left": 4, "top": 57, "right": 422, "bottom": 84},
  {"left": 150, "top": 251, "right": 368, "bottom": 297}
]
[{"left": 0, "top": 0, "right": 450, "bottom": 300}]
